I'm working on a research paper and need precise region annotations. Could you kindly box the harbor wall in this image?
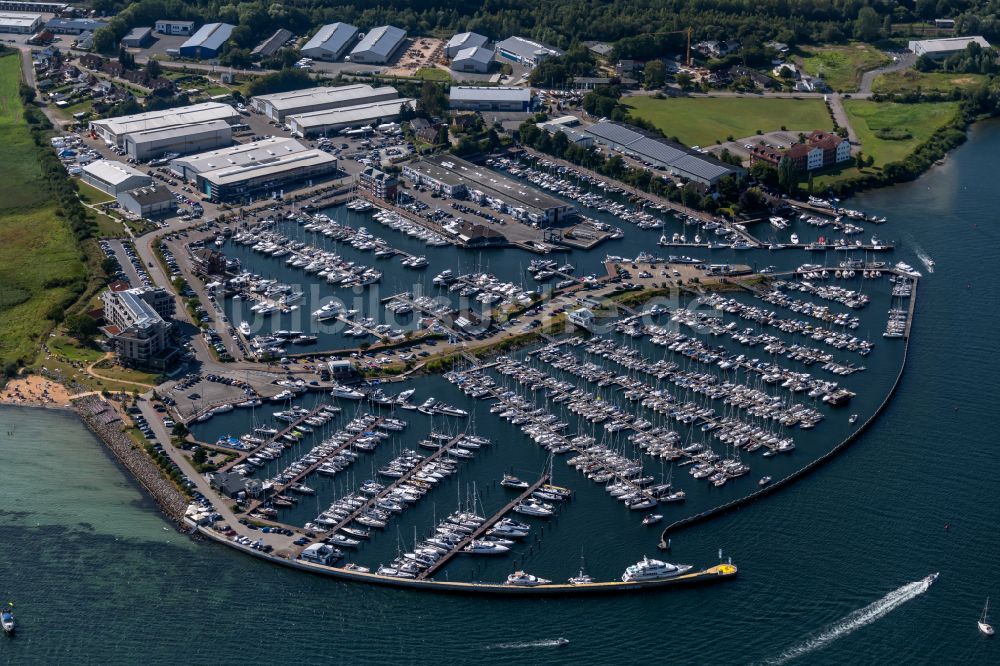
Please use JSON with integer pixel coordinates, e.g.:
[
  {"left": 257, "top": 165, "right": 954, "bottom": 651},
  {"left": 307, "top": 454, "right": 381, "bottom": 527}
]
[
  {"left": 658, "top": 279, "right": 917, "bottom": 548},
  {"left": 73, "top": 395, "right": 189, "bottom": 525}
]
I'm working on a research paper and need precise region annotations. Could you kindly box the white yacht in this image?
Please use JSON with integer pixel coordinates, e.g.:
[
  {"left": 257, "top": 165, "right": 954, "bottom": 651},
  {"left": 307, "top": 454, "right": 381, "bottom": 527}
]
[
  {"left": 621, "top": 556, "right": 693, "bottom": 583},
  {"left": 330, "top": 383, "right": 364, "bottom": 400},
  {"left": 505, "top": 571, "right": 550, "bottom": 587},
  {"left": 462, "top": 540, "right": 510, "bottom": 555},
  {"left": 979, "top": 597, "right": 994, "bottom": 636},
  {"left": 790, "top": 233, "right": 800, "bottom": 244}
]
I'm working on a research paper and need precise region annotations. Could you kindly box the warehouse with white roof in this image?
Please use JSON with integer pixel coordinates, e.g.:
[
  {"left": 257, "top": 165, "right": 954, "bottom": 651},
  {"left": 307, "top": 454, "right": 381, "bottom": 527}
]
[
  {"left": 495, "top": 36, "right": 562, "bottom": 68},
  {"left": 300, "top": 22, "right": 358, "bottom": 61},
  {"left": 450, "top": 86, "right": 531, "bottom": 111},
  {"left": 287, "top": 98, "right": 414, "bottom": 137},
  {"left": 451, "top": 47, "right": 494, "bottom": 74},
  {"left": 81, "top": 160, "right": 153, "bottom": 195},
  {"left": 908, "top": 36, "right": 990, "bottom": 60},
  {"left": 349, "top": 25, "right": 406, "bottom": 64},
  {"left": 89, "top": 102, "right": 240, "bottom": 146},
  {"left": 169, "top": 138, "right": 338, "bottom": 201},
  {"left": 584, "top": 121, "right": 744, "bottom": 186},
  {"left": 446, "top": 31, "right": 488, "bottom": 58},
  {"left": 122, "top": 119, "right": 233, "bottom": 161},
  {"left": 0, "top": 11, "right": 42, "bottom": 34},
  {"left": 250, "top": 83, "right": 398, "bottom": 122}
]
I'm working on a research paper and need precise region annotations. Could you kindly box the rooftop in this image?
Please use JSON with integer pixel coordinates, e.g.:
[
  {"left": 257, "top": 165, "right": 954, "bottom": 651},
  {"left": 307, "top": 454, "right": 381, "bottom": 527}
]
[
  {"left": 252, "top": 28, "right": 293, "bottom": 56},
  {"left": 418, "top": 154, "right": 568, "bottom": 213},
  {"left": 301, "top": 22, "right": 357, "bottom": 55},
  {"left": 350, "top": 24, "right": 406, "bottom": 58},
  {"left": 91, "top": 102, "right": 239, "bottom": 137},
  {"left": 181, "top": 22, "right": 235, "bottom": 51},
  {"left": 909, "top": 35, "right": 990, "bottom": 54},
  {"left": 452, "top": 46, "right": 494, "bottom": 66},
  {"left": 123, "top": 119, "right": 232, "bottom": 145},
  {"left": 0, "top": 11, "right": 41, "bottom": 27},
  {"left": 287, "top": 98, "right": 414, "bottom": 130},
  {"left": 122, "top": 26, "right": 151, "bottom": 41},
  {"left": 447, "top": 31, "right": 488, "bottom": 52},
  {"left": 253, "top": 84, "right": 396, "bottom": 111},
  {"left": 495, "top": 36, "right": 563, "bottom": 61},
  {"left": 121, "top": 185, "right": 176, "bottom": 206},
  {"left": 200, "top": 149, "right": 337, "bottom": 186},
  {"left": 82, "top": 160, "right": 148, "bottom": 185},
  {"left": 171, "top": 137, "right": 308, "bottom": 175},
  {"left": 449, "top": 86, "right": 531, "bottom": 102}
]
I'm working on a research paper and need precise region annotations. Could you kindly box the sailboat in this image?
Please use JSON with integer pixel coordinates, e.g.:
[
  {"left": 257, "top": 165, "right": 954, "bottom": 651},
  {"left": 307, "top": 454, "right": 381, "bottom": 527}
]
[
  {"left": 979, "top": 597, "right": 995, "bottom": 636},
  {"left": 567, "top": 551, "right": 593, "bottom": 585}
]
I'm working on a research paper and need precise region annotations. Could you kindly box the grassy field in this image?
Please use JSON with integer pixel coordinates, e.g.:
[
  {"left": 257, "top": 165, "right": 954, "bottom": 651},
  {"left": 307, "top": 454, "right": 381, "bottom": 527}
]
[
  {"left": 798, "top": 43, "right": 890, "bottom": 92},
  {"left": 0, "top": 52, "right": 88, "bottom": 372},
  {"left": 624, "top": 96, "right": 833, "bottom": 146},
  {"left": 843, "top": 100, "right": 959, "bottom": 165},
  {"left": 872, "top": 70, "right": 986, "bottom": 95}
]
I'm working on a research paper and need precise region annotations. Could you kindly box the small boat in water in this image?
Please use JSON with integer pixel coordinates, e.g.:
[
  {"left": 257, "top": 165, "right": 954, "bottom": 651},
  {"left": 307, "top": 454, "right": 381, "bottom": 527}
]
[
  {"left": 501, "top": 474, "right": 529, "bottom": 489},
  {"left": 642, "top": 513, "right": 663, "bottom": 526},
  {"left": 979, "top": 597, "right": 995, "bottom": 636},
  {"left": 758, "top": 476, "right": 772, "bottom": 487},
  {"left": 849, "top": 413, "right": 859, "bottom": 424},
  {"left": 1, "top": 603, "right": 13, "bottom": 636}
]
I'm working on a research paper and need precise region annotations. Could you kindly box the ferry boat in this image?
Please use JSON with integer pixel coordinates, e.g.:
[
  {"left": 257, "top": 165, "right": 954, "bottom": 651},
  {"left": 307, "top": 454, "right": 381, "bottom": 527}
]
[
  {"left": 505, "top": 571, "right": 551, "bottom": 587},
  {"left": 621, "top": 556, "right": 693, "bottom": 582},
  {"left": 1, "top": 604, "right": 13, "bottom": 635}
]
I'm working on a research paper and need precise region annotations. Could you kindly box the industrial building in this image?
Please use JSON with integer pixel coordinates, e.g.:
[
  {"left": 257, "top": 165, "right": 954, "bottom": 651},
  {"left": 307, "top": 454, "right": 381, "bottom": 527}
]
[
  {"left": 449, "top": 86, "right": 531, "bottom": 112},
  {"left": 286, "top": 98, "right": 414, "bottom": 137},
  {"left": 45, "top": 17, "right": 106, "bottom": 34},
  {"left": 116, "top": 185, "right": 177, "bottom": 218},
  {"left": 121, "top": 119, "right": 233, "bottom": 161},
  {"left": 251, "top": 83, "right": 398, "bottom": 122},
  {"left": 446, "top": 31, "right": 488, "bottom": 59},
  {"left": 0, "top": 1, "right": 67, "bottom": 12},
  {"left": 300, "top": 22, "right": 358, "bottom": 61},
  {"left": 252, "top": 28, "right": 293, "bottom": 58},
  {"left": 538, "top": 121, "right": 593, "bottom": 147},
  {"left": 451, "top": 47, "right": 493, "bottom": 74},
  {"left": 495, "top": 36, "right": 562, "bottom": 68},
  {"left": 89, "top": 102, "right": 240, "bottom": 147},
  {"left": 155, "top": 19, "right": 195, "bottom": 36},
  {"left": 402, "top": 155, "right": 575, "bottom": 225},
  {"left": 583, "top": 121, "right": 745, "bottom": 186},
  {"left": 908, "top": 36, "right": 990, "bottom": 60},
  {"left": 349, "top": 25, "right": 406, "bottom": 64},
  {"left": 121, "top": 26, "right": 153, "bottom": 48},
  {"left": 169, "top": 138, "right": 338, "bottom": 202},
  {"left": 81, "top": 160, "right": 153, "bottom": 195},
  {"left": 0, "top": 11, "right": 40, "bottom": 33},
  {"left": 179, "top": 22, "right": 234, "bottom": 59},
  {"left": 101, "top": 285, "right": 176, "bottom": 370}
]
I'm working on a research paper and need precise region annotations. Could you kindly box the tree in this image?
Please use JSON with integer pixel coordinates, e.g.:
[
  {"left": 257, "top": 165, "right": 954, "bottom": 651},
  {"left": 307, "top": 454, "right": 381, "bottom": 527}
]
[
  {"left": 854, "top": 6, "right": 881, "bottom": 42},
  {"left": 435, "top": 125, "right": 449, "bottom": 145},
  {"left": 750, "top": 161, "right": 778, "bottom": 187},
  {"left": 418, "top": 81, "right": 447, "bottom": 118},
  {"left": 675, "top": 71, "right": 693, "bottom": 89},
  {"left": 644, "top": 60, "right": 666, "bottom": 89},
  {"left": 145, "top": 58, "right": 162, "bottom": 78},
  {"left": 777, "top": 156, "right": 798, "bottom": 192},
  {"left": 64, "top": 313, "right": 98, "bottom": 340}
]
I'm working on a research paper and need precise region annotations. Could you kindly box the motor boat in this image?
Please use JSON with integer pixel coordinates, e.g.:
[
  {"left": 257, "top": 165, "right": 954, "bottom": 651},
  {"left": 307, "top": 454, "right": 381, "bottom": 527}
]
[
  {"left": 505, "top": 571, "right": 550, "bottom": 587},
  {"left": 621, "top": 556, "right": 692, "bottom": 582}
]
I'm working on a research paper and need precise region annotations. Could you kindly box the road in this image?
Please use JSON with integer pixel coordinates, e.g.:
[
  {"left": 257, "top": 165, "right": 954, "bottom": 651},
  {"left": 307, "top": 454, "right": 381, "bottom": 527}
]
[{"left": 859, "top": 52, "right": 917, "bottom": 95}]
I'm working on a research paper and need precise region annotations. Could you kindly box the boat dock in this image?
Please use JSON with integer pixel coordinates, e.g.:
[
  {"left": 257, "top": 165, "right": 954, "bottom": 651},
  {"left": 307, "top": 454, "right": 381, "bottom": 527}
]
[
  {"left": 218, "top": 405, "right": 330, "bottom": 471},
  {"left": 299, "top": 431, "right": 469, "bottom": 549},
  {"left": 904, "top": 276, "right": 919, "bottom": 339},
  {"left": 417, "top": 471, "right": 551, "bottom": 580},
  {"left": 381, "top": 291, "right": 467, "bottom": 341},
  {"left": 243, "top": 417, "right": 386, "bottom": 515}
]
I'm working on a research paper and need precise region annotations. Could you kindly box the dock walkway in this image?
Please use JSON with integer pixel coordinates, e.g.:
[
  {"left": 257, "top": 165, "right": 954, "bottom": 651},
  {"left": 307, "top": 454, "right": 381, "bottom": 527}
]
[
  {"left": 220, "top": 405, "right": 329, "bottom": 473},
  {"left": 418, "top": 471, "right": 551, "bottom": 580}
]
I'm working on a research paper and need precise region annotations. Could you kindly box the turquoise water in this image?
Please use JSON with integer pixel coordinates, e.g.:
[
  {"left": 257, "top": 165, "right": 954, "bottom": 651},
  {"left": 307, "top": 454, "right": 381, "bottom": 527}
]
[{"left": 3, "top": 121, "right": 1000, "bottom": 664}]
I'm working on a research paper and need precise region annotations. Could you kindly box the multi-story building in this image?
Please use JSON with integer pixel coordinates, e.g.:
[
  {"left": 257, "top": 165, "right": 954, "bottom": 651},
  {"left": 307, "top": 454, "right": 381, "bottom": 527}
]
[
  {"left": 358, "top": 166, "right": 397, "bottom": 201},
  {"left": 101, "top": 286, "right": 177, "bottom": 370},
  {"left": 749, "top": 130, "right": 852, "bottom": 172}
]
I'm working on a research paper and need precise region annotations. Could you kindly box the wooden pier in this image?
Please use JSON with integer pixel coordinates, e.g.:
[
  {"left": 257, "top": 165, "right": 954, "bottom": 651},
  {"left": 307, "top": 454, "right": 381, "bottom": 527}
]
[{"left": 417, "top": 471, "right": 551, "bottom": 580}]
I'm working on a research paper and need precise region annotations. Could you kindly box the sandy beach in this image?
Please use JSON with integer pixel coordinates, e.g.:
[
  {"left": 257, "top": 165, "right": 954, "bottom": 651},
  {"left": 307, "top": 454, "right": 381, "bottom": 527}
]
[{"left": 0, "top": 374, "right": 72, "bottom": 407}]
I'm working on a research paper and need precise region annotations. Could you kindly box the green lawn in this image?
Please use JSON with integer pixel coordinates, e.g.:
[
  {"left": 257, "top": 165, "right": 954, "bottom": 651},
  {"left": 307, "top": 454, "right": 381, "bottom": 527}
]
[
  {"left": 414, "top": 67, "right": 451, "bottom": 82},
  {"left": 843, "top": 100, "right": 960, "bottom": 166},
  {"left": 624, "top": 96, "right": 833, "bottom": 146},
  {"left": 872, "top": 69, "right": 986, "bottom": 95},
  {"left": 77, "top": 180, "right": 114, "bottom": 204},
  {"left": 799, "top": 43, "right": 890, "bottom": 92},
  {"left": 0, "top": 52, "right": 88, "bottom": 371}
]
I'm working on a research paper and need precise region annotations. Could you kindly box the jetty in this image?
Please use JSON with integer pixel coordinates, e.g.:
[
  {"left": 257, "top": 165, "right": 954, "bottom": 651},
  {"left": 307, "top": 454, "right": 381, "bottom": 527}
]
[
  {"left": 219, "top": 405, "right": 329, "bottom": 473},
  {"left": 417, "top": 471, "right": 551, "bottom": 580}
]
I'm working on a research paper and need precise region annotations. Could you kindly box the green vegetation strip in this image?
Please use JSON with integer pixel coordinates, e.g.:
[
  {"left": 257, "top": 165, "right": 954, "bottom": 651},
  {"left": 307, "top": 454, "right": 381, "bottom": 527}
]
[
  {"left": 798, "top": 43, "right": 889, "bottom": 92},
  {"left": 843, "top": 100, "right": 959, "bottom": 165}
]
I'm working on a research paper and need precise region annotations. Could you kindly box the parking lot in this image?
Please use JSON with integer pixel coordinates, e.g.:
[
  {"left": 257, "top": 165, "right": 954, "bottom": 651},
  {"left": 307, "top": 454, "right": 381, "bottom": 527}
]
[{"left": 101, "top": 238, "right": 154, "bottom": 288}]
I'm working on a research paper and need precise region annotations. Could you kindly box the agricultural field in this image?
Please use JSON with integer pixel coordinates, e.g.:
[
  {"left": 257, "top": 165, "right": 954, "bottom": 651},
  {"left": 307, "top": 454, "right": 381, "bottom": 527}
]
[
  {"left": 0, "top": 53, "right": 88, "bottom": 373},
  {"left": 624, "top": 96, "right": 833, "bottom": 147},
  {"left": 798, "top": 43, "right": 890, "bottom": 92}
]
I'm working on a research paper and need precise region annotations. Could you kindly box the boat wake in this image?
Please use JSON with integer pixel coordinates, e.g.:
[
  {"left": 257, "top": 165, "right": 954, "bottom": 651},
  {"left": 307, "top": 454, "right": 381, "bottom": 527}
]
[
  {"left": 915, "top": 249, "right": 935, "bottom": 273},
  {"left": 486, "top": 638, "right": 569, "bottom": 650},
  {"left": 758, "top": 574, "right": 937, "bottom": 665}
]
